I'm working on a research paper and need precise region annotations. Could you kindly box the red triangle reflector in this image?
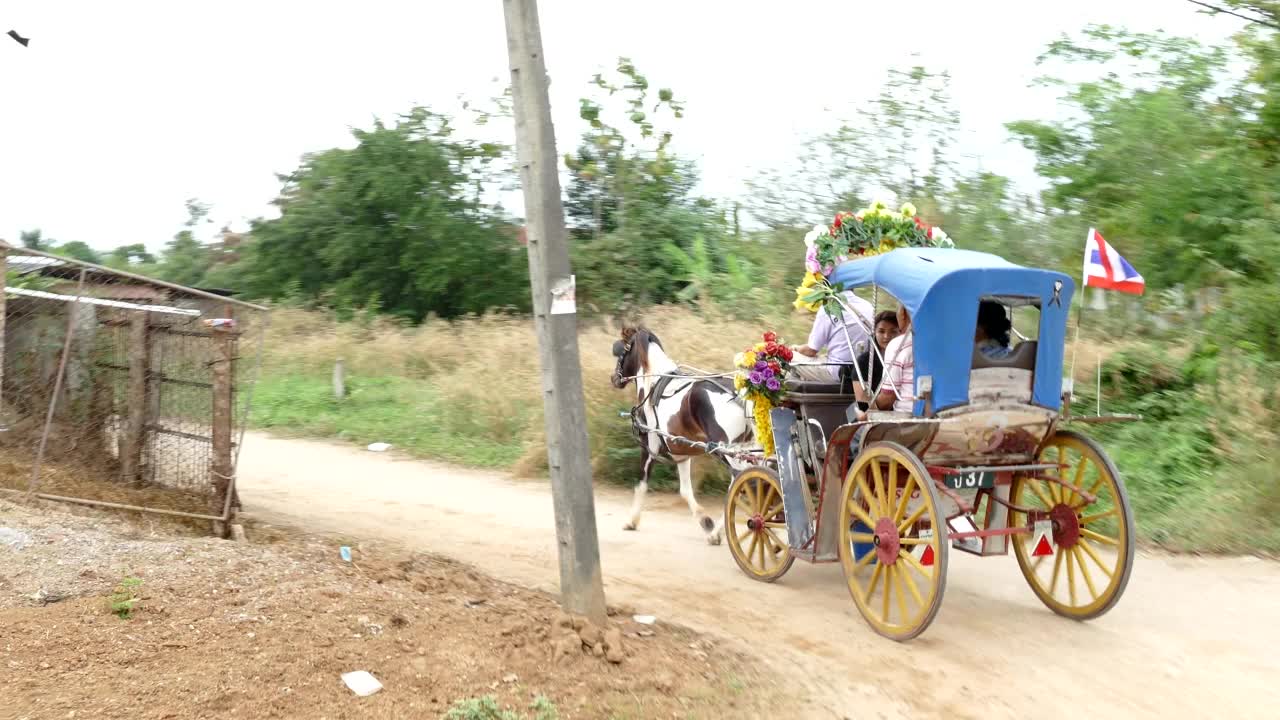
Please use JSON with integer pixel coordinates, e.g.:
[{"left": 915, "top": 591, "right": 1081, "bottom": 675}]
[
  {"left": 1032, "top": 534, "right": 1054, "bottom": 557},
  {"left": 920, "top": 544, "right": 935, "bottom": 567}
]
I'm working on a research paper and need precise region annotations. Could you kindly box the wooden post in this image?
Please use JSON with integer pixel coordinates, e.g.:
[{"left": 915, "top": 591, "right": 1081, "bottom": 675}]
[
  {"left": 503, "top": 0, "right": 607, "bottom": 624},
  {"left": 120, "top": 312, "right": 150, "bottom": 483},
  {"left": 333, "top": 358, "right": 346, "bottom": 400},
  {"left": 209, "top": 326, "right": 234, "bottom": 535}
]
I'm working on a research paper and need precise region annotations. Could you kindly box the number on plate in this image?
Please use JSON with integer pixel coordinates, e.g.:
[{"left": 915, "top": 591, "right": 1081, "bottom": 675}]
[{"left": 943, "top": 470, "right": 994, "bottom": 490}]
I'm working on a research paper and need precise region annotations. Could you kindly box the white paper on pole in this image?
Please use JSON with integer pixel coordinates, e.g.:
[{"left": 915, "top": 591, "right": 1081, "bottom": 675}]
[{"left": 550, "top": 275, "right": 576, "bottom": 315}]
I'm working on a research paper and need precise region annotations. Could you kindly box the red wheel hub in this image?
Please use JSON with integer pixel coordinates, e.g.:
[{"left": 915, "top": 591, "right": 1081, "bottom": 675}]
[
  {"left": 873, "top": 517, "right": 900, "bottom": 565},
  {"left": 1050, "top": 504, "right": 1080, "bottom": 548},
  {"left": 747, "top": 515, "right": 764, "bottom": 532}
]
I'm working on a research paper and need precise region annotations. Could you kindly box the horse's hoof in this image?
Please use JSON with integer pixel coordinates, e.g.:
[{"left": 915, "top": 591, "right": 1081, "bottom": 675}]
[
  {"left": 706, "top": 532, "right": 723, "bottom": 546},
  {"left": 623, "top": 522, "right": 638, "bottom": 532}
]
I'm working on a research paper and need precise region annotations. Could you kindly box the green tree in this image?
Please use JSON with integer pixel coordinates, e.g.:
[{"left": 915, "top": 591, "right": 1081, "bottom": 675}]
[
  {"left": 748, "top": 64, "right": 959, "bottom": 228},
  {"left": 155, "top": 199, "right": 215, "bottom": 287},
  {"left": 55, "top": 240, "right": 102, "bottom": 265},
  {"left": 1007, "top": 26, "right": 1259, "bottom": 290},
  {"left": 242, "top": 107, "right": 528, "bottom": 321},
  {"left": 105, "top": 243, "right": 156, "bottom": 268},
  {"left": 939, "top": 172, "right": 1050, "bottom": 267},
  {"left": 19, "top": 228, "right": 46, "bottom": 250},
  {"left": 563, "top": 58, "right": 732, "bottom": 312}
]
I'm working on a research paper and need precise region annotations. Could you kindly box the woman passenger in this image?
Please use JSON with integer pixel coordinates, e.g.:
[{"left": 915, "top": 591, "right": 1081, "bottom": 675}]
[{"left": 851, "top": 310, "right": 900, "bottom": 411}]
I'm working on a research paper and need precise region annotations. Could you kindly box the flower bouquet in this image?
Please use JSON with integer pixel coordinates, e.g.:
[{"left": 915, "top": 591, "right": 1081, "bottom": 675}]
[
  {"left": 733, "top": 332, "right": 794, "bottom": 456},
  {"left": 795, "top": 200, "right": 953, "bottom": 314}
]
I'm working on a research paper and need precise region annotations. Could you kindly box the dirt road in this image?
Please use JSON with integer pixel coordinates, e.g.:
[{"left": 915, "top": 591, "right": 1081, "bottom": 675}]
[{"left": 237, "top": 431, "right": 1280, "bottom": 720}]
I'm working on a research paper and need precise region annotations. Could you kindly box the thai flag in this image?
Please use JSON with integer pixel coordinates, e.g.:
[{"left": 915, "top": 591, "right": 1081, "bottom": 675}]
[{"left": 1083, "top": 228, "right": 1145, "bottom": 295}]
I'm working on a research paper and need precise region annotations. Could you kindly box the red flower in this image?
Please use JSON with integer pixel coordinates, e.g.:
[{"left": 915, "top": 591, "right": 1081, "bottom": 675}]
[
  {"left": 779, "top": 346, "right": 794, "bottom": 362},
  {"left": 768, "top": 360, "right": 781, "bottom": 373},
  {"left": 832, "top": 215, "right": 843, "bottom": 229},
  {"left": 764, "top": 342, "right": 779, "bottom": 357},
  {"left": 762, "top": 331, "right": 778, "bottom": 343}
]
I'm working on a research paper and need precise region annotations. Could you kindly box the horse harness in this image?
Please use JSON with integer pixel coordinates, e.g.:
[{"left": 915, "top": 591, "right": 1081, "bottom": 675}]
[{"left": 629, "top": 370, "right": 738, "bottom": 464}]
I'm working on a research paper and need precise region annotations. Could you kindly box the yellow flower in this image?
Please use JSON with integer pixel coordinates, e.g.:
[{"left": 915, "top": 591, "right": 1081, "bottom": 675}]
[
  {"left": 752, "top": 397, "right": 776, "bottom": 456},
  {"left": 753, "top": 342, "right": 766, "bottom": 352},
  {"left": 734, "top": 374, "right": 747, "bottom": 391},
  {"left": 899, "top": 202, "right": 917, "bottom": 217},
  {"left": 879, "top": 239, "right": 896, "bottom": 253},
  {"left": 800, "top": 271, "right": 822, "bottom": 288},
  {"left": 793, "top": 285, "right": 822, "bottom": 312},
  {"left": 743, "top": 351, "right": 757, "bottom": 366}
]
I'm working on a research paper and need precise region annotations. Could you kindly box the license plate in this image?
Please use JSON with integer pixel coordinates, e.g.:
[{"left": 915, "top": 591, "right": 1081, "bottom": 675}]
[{"left": 943, "top": 470, "right": 995, "bottom": 490}]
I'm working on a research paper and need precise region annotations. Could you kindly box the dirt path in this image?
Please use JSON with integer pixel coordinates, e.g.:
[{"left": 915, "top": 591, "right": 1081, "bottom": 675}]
[{"left": 237, "top": 431, "right": 1280, "bottom": 720}]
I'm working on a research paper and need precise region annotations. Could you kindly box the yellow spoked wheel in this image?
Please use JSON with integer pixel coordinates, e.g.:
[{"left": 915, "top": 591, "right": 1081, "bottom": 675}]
[
  {"left": 1011, "top": 430, "right": 1135, "bottom": 620},
  {"left": 725, "top": 466, "right": 795, "bottom": 583},
  {"left": 838, "top": 442, "right": 947, "bottom": 642}
]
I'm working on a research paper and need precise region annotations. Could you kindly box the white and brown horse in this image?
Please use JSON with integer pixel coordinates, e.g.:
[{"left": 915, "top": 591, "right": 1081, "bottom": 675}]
[{"left": 610, "top": 326, "right": 755, "bottom": 545}]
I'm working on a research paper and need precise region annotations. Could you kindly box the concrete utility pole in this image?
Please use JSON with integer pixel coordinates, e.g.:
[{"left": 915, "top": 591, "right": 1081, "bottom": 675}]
[{"left": 502, "top": 0, "right": 607, "bottom": 624}]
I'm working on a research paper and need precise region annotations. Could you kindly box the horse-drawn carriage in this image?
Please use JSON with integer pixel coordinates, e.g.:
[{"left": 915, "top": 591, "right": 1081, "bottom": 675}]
[{"left": 721, "top": 248, "right": 1136, "bottom": 641}]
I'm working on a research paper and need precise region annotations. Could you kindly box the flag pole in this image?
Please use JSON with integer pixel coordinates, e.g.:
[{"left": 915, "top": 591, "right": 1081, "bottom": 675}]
[
  {"left": 1068, "top": 274, "right": 1085, "bottom": 414},
  {"left": 1068, "top": 284, "right": 1083, "bottom": 383}
]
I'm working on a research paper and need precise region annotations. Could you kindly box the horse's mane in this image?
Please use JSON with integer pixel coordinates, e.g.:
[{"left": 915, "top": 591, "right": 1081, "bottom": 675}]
[
  {"left": 620, "top": 325, "right": 662, "bottom": 347},
  {"left": 620, "top": 325, "right": 663, "bottom": 370}
]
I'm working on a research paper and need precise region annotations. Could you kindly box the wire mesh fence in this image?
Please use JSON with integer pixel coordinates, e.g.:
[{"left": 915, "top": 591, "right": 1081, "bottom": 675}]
[{"left": 0, "top": 242, "right": 268, "bottom": 532}]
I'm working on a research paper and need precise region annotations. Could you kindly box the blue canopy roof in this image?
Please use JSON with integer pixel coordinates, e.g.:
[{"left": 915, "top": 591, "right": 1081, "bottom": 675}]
[{"left": 827, "top": 248, "right": 1075, "bottom": 414}]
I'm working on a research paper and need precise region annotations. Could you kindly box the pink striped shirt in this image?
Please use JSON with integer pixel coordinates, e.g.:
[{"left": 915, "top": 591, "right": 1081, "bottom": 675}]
[{"left": 883, "top": 332, "right": 915, "bottom": 413}]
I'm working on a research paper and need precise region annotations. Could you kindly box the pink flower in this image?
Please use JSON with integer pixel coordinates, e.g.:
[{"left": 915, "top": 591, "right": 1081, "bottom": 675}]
[{"left": 805, "top": 245, "right": 822, "bottom": 273}]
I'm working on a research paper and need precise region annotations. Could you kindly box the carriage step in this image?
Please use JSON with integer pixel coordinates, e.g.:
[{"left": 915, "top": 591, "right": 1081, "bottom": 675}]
[
  {"left": 771, "top": 407, "right": 815, "bottom": 549},
  {"left": 948, "top": 516, "right": 986, "bottom": 556},
  {"left": 789, "top": 549, "right": 838, "bottom": 563}
]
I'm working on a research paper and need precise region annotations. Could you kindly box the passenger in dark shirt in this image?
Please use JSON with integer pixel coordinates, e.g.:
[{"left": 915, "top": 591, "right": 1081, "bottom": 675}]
[{"left": 848, "top": 310, "right": 900, "bottom": 412}]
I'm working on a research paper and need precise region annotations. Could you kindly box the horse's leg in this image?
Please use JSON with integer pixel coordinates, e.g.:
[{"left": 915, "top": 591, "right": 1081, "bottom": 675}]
[
  {"left": 678, "top": 458, "right": 720, "bottom": 545},
  {"left": 624, "top": 451, "right": 652, "bottom": 531},
  {"left": 686, "top": 385, "right": 734, "bottom": 545}
]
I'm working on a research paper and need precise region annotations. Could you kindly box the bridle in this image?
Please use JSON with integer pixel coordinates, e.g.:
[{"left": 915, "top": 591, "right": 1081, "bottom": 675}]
[
  {"left": 612, "top": 334, "right": 684, "bottom": 462},
  {"left": 611, "top": 338, "right": 635, "bottom": 389}
]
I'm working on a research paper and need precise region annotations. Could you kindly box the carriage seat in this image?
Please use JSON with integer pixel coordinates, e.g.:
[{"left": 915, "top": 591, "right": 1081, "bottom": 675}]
[
  {"left": 859, "top": 411, "right": 933, "bottom": 455},
  {"left": 969, "top": 341, "right": 1036, "bottom": 404},
  {"left": 784, "top": 378, "right": 850, "bottom": 396}
]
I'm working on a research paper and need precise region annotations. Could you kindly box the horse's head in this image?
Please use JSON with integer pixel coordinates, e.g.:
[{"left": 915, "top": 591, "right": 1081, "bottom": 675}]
[{"left": 611, "top": 326, "right": 661, "bottom": 389}]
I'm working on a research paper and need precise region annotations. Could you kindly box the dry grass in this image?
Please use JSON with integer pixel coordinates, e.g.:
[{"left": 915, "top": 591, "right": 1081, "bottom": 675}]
[
  {"left": 256, "top": 305, "right": 811, "bottom": 485},
  {"left": 263, "top": 305, "right": 810, "bottom": 389},
  {"left": 0, "top": 446, "right": 214, "bottom": 533}
]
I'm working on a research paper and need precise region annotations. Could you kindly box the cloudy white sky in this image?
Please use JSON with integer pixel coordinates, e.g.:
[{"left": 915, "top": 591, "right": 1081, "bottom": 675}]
[{"left": 1, "top": 1, "right": 1243, "bottom": 252}]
